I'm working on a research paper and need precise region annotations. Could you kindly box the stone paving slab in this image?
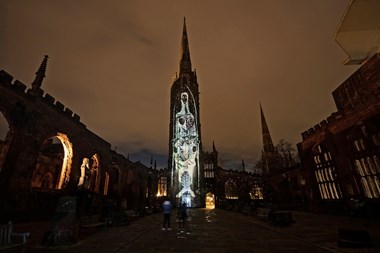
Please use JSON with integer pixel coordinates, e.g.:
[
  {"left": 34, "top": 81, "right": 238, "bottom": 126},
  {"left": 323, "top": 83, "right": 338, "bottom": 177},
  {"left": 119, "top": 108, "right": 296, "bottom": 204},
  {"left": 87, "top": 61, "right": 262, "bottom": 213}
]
[{"left": 17, "top": 208, "right": 380, "bottom": 253}]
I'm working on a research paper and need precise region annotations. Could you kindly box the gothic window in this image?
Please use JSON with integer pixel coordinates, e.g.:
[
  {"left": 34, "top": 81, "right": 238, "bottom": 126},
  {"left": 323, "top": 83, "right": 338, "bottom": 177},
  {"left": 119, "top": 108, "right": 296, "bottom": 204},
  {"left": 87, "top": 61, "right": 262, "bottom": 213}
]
[
  {"left": 104, "top": 171, "right": 110, "bottom": 196},
  {"left": 40, "top": 172, "right": 53, "bottom": 189},
  {"left": 350, "top": 125, "right": 380, "bottom": 199},
  {"left": 157, "top": 176, "right": 167, "bottom": 197},
  {"left": 225, "top": 179, "right": 238, "bottom": 199},
  {"left": 361, "top": 178, "right": 372, "bottom": 198},
  {"left": 312, "top": 145, "right": 342, "bottom": 200},
  {"left": 88, "top": 154, "right": 101, "bottom": 193},
  {"left": 204, "top": 162, "right": 214, "bottom": 178},
  {"left": 355, "top": 159, "right": 364, "bottom": 176},
  {"left": 250, "top": 185, "right": 264, "bottom": 200},
  {"left": 372, "top": 133, "right": 380, "bottom": 146},
  {"left": 374, "top": 155, "right": 380, "bottom": 173},
  {"left": 354, "top": 140, "right": 361, "bottom": 151}
]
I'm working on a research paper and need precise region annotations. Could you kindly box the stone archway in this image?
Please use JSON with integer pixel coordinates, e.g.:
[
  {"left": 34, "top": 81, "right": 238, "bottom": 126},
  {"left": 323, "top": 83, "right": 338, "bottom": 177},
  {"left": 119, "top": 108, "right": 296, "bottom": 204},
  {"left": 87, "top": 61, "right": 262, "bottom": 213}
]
[
  {"left": 0, "top": 112, "right": 12, "bottom": 173},
  {"left": 104, "top": 166, "right": 120, "bottom": 196},
  {"left": 205, "top": 192, "right": 215, "bottom": 209},
  {"left": 31, "top": 133, "right": 73, "bottom": 190}
]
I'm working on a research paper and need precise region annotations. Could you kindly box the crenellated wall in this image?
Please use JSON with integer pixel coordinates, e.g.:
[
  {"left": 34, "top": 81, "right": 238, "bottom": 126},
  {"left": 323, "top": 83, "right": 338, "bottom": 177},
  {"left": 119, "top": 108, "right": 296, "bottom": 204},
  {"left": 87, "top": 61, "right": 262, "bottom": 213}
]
[
  {"left": 0, "top": 68, "right": 161, "bottom": 222},
  {"left": 297, "top": 53, "right": 380, "bottom": 216}
]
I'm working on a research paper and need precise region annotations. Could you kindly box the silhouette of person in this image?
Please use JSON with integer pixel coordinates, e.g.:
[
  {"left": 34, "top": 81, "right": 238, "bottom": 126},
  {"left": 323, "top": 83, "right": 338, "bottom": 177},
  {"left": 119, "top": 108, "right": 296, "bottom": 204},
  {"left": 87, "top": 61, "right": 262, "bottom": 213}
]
[
  {"left": 179, "top": 202, "right": 187, "bottom": 229},
  {"left": 162, "top": 199, "right": 172, "bottom": 230}
]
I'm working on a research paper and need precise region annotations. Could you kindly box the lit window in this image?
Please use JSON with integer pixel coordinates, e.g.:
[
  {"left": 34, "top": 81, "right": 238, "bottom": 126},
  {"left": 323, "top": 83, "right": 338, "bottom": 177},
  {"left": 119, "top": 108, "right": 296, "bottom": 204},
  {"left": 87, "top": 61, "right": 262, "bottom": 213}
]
[
  {"left": 225, "top": 179, "right": 238, "bottom": 199},
  {"left": 157, "top": 176, "right": 167, "bottom": 197},
  {"left": 313, "top": 145, "right": 342, "bottom": 200}
]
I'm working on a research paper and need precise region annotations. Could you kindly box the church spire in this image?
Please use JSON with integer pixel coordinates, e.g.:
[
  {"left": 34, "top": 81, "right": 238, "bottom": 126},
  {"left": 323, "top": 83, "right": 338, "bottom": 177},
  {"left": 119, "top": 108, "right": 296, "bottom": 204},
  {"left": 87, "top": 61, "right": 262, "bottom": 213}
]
[
  {"left": 260, "top": 103, "right": 275, "bottom": 152},
  {"left": 32, "top": 55, "right": 49, "bottom": 90},
  {"left": 179, "top": 17, "right": 192, "bottom": 74}
]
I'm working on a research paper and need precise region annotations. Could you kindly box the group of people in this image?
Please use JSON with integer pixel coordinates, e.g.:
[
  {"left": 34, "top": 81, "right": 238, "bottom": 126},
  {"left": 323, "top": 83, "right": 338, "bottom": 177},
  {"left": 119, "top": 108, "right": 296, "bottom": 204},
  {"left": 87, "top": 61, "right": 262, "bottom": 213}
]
[{"left": 162, "top": 200, "right": 188, "bottom": 231}]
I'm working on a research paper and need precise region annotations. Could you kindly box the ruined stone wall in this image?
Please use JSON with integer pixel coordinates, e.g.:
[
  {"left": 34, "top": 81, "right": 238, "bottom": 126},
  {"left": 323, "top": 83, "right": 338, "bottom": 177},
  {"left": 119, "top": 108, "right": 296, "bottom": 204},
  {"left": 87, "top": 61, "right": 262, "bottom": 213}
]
[{"left": 0, "top": 69, "right": 161, "bottom": 221}]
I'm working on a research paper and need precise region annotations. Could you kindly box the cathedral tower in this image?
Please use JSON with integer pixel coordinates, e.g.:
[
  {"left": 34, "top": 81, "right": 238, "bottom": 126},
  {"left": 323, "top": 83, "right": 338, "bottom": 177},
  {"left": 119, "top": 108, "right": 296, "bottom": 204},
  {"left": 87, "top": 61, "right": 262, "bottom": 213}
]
[
  {"left": 169, "top": 18, "right": 202, "bottom": 207},
  {"left": 260, "top": 103, "right": 281, "bottom": 175}
]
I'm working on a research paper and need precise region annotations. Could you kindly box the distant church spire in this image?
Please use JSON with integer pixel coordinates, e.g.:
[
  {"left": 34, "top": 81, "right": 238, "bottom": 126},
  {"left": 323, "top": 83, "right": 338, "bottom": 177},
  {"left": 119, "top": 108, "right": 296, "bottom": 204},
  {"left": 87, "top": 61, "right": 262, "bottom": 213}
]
[
  {"left": 212, "top": 140, "right": 216, "bottom": 152},
  {"left": 179, "top": 17, "right": 192, "bottom": 74},
  {"left": 32, "top": 55, "right": 49, "bottom": 90},
  {"left": 260, "top": 103, "right": 275, "bottom": 152}
]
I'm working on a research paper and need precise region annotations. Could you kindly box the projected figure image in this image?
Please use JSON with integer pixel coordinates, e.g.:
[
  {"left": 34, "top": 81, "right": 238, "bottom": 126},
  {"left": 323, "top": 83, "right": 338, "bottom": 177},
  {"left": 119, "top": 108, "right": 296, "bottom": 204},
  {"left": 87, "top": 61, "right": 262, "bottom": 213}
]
[{"left": 174, "top": 92, "right": 198, "bottom": 204}]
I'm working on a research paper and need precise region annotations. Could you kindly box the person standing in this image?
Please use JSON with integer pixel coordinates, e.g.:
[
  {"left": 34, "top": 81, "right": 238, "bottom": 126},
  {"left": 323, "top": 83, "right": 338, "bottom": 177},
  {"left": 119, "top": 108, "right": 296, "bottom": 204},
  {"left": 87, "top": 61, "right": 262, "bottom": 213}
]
[
  {"left": 179, "top": 202, "right": 187, "bottom": 229},
  {"left": 162, "top": 199, "right": 172, "bottom": 230}
]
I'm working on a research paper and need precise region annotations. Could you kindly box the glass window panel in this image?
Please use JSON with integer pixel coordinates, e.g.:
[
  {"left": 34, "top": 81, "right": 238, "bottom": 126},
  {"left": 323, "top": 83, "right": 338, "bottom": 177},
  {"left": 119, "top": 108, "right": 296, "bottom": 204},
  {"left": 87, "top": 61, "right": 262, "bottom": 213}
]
[
  {"left": 373, "top": 134, "right": 380, "bottom": 146},
  {"left": 368, "top": 177, "right": 379, "bottom": 198},
  {"left": 361, "top": 158, "right": 370, "bottom": 175},
  {"left": 374, "top": 176, "right": 380, "bottom": 198},
  {"left": 324, "top": 153, "right": 329, "bottom": 162},
  {"left": 328, "top": 183, "right": 335, "bottom": 199},
  {"left": 361, "top": 177, "right": 372, "bottom": 198},
  {"left": 332, "top": 183, "right": 340, "bottom": 199},
  {"left": 329, "top": 167, "right": 334, "bottom": 181},
  {"left": 373, "top": 155, "right": 380, "bottom": 173},
  {"left": 314, "top": 171, "right": 320, "bottom": 183},
  {"left": 355, "top": 160, "right": 364, "bottom": 176},
  {"left": 322, "top": 183, "right": 330, "bottom": 199},
  {"left": 360, "top": 139, "right": 366, "bottom": 150},
  {"left": 354, "top": 140, "right": 361, "bottom": 151},
  {"left": 318, "top": 184, "right": 324, "bottom": 199},
  {"left": 367, "top": 157, "right": 376, "bottom": 175}
]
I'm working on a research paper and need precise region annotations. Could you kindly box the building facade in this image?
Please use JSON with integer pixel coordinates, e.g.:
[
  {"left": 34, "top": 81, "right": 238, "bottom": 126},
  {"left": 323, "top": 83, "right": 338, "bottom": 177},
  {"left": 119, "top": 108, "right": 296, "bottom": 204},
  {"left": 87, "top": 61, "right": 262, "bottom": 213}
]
[
  {"left": 168, "top": 19, "right": 203, "bottom": 207},
  {"left": 298, "top": 53, "right": 380, "bottom": 216}
]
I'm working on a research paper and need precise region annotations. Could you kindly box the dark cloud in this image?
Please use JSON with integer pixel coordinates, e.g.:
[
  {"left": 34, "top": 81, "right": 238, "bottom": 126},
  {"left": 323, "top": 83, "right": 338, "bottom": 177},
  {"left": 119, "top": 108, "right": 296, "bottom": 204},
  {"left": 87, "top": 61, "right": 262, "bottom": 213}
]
[{"left": 0, "top": 0, "right": 359, "bottom": 170}]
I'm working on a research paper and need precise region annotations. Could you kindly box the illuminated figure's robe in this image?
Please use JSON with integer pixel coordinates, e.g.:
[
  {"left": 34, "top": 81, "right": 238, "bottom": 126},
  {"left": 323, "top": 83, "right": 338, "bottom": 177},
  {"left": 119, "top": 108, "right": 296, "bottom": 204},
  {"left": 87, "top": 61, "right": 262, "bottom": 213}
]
[{"left": 174, "top": 92, "right": 197, "bottom": 199}]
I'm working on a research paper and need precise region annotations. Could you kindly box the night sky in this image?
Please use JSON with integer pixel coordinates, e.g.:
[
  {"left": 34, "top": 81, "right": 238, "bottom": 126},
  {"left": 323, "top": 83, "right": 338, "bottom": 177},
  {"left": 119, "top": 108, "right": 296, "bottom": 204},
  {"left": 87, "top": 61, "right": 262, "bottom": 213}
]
[{"left": 0, "top": 0, "right": 359, "bottom": 170}]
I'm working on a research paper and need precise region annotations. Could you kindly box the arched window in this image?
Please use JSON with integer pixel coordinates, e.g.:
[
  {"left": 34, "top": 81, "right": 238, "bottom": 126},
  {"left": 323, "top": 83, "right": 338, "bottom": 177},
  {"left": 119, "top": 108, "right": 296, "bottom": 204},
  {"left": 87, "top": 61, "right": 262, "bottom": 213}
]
[
  {"left": 104, "top": 171, "right": 110, "bottom": 195},
  {"left": 368, "top": 177, "right": 379, "bottom": 198},
  {"left": 40, "top": 172, "right": 53, "bottom": 189},
  {"left": 157, "top": 176, "right": 168, "bottom": 197},
  {"left": 373, "top": 155, "right": 380, "bottom": 173},
  {"left": 32, "top": 133, "right": 73, "bottom": 190},
  {"left": 225, "top": 179, "right": 238, "bottom": 199},
  {"left": 361, "top": 177, "right": 372, "bottom": 198},
  {"left": 312, "top": 145, "right": 342, "bottom": 200},
  {"left": 88, "top": 154, "right": 101, "bottom": 193},
  {"left": 355, "top": 159, "right": 364, "bottom": 176},
  {"left": 350, "top": 126, "right": 380, "bottom": 199}
]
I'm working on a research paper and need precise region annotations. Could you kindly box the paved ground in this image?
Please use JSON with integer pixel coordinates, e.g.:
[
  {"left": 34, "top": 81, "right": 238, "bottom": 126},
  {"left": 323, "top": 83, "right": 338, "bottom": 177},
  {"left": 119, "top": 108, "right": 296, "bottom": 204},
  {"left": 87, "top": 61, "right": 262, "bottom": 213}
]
[{"left": 12, "top": 208, "right": 380, "bottom": 253}]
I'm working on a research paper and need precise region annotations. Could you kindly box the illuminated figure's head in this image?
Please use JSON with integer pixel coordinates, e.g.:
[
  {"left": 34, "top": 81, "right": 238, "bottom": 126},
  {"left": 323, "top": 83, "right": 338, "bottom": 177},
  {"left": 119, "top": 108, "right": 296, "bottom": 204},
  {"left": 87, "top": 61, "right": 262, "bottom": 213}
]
[{"left": 181, "top": 92, "right": 188, "bottom": 104}]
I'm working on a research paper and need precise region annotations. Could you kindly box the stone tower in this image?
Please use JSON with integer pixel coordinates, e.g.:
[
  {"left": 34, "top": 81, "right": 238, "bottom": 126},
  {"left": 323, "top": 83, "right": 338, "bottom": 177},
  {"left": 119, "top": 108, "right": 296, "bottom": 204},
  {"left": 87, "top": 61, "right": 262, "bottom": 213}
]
[
  {"left": 260, "top": 103, "right": 281, "bottom": 175},
  {"left": 168, "top": 18, "right": 202, "bottom": 207}
]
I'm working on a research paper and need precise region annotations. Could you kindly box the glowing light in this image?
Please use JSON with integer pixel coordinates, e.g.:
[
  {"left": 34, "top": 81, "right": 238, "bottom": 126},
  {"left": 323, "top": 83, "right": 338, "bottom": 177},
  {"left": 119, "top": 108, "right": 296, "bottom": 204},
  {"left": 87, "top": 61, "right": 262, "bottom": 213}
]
[
  {"left": 205, "top": 192, "right": 215, "bottom": 209},
  {"left": 56, "top": 133, "right": 73, "bottom": 190}
]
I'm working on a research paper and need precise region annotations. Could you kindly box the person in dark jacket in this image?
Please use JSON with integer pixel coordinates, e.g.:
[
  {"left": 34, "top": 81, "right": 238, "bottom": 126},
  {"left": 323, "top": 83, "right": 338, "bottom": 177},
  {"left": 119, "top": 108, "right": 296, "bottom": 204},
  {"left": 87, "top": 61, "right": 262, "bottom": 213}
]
[
  {"left": 179, "top": 202, "right": 187, "bottom": 229},
  {"left": 162, "top": 200, "right": 172, "bottom": 230}
]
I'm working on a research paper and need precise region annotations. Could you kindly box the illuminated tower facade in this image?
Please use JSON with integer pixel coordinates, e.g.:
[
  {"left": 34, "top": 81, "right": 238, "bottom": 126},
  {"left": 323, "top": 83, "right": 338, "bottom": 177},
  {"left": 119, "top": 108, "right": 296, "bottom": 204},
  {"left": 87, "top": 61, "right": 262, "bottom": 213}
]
[{"left": 169, "top": 18, "right": 202, "bottom": 207}]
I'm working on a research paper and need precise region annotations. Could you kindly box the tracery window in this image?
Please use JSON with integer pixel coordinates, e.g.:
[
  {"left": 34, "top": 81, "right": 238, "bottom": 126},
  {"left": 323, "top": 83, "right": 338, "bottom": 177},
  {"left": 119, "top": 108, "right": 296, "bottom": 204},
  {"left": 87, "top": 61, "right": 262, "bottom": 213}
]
[
  {"left": 204, "top": 162, "right": 215, "bottom": 178},
  {"left": 225, "top": 178, "right": 238, "bottom": 199},
  {"left": 312, "top": 145, "right": 342, "bottom": 200},
  {"left": 352, "top": 129, "right": 380, "bottom": 199},
  {"left": 157, "top": 176, "right": 167, "bottom": 197},
  {"left": 250, "top": 185, "right": 264, "bottom": 200}
]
